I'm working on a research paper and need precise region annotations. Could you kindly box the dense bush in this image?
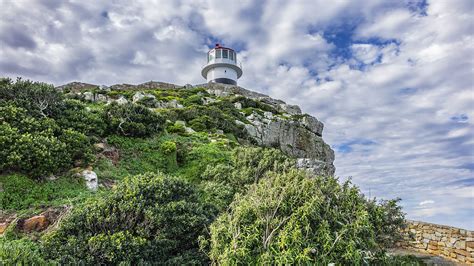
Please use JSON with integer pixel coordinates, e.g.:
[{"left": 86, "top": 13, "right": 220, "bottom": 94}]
[
  {"left": 55, "top": 99, "right": 105, "bottom": 136},
  {"left": 0, "top": 77, "right": 64, "bottom": 118},
  {"left": 42, "top": 172, "right": 213, "bottom": 264},
  {"left": 0, "top": 79, "right": 95, "bottom": 178},
  {"left": 0, "top": 238, "right": 51, "bottom": 265},
  {"left": 206, "top": 169, "right": 406, "bottom": 264},
  {"left": 0, "top": 105, "right": 93, "bottom": 178},
  {"left": 103, "top": 102, "right": 165, "bottom": 137}
]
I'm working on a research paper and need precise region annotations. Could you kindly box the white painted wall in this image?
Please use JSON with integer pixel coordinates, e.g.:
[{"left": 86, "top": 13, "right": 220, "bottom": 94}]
[{"left": 206, "top": 66, "right": 237, "bottom": 82}]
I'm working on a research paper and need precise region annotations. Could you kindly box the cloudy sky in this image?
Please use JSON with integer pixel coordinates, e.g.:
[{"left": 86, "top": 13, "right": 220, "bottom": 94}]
[{"left": 1, "top": 0, "right": 473, "bottom": 229}]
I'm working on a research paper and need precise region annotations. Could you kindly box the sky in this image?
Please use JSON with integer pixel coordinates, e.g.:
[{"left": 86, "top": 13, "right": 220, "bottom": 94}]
[{"left": 1, "top": 0, "right": 473, "bottom": 229}]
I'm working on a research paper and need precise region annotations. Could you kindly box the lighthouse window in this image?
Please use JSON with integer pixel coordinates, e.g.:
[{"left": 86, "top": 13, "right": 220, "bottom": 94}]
[
  {"left": 208, "top": 52, "right": 214, "bottom": 62},
  {"left": 229, "top": 51, "right": 234, "bottom": 61},
  {"left": 223, "top": 50, "right": 228, "bottom": 58},
  {"left": 216, "top": 49, "right": 222, "bottom": 58}
]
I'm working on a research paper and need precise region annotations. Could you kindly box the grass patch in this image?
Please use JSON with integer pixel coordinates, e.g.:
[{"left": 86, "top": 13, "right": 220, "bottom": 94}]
[
  {"left": 93, "top": 133, "right": 233, "bottom": 183},
  {"left": 0, "top": 174, "right": 91, "bottom": 211}
]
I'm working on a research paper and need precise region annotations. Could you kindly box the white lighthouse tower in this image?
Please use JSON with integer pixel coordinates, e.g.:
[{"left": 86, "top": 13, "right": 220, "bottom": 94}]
[{"left": 201, "top": 44, "right": 242, "bottom": 85}]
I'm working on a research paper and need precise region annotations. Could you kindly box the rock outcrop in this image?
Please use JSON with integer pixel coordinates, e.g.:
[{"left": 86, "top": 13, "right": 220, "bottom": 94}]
[
  {"left": 203, "top": 83, "right": 335, "bottom": 176},
  {"left": 73, "top": 168, "right": 98, "bottom": 191}
]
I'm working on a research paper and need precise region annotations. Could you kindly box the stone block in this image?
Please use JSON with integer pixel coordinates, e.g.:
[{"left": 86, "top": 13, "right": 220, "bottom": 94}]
[
  {"left": 466, "top": 241, "right": 474, "bottom": 248},
  {"left": 455, "top": 240, "right": 466, "bottom": 249},
  {"left": 456, "top": 254, "right": 465, "bottom": 262},
  {"left": 454, "top": 249, "right": 470, "bottom": 257}
]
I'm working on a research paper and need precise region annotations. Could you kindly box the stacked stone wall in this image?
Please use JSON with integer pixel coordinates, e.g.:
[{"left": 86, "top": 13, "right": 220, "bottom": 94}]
[{"left": 400, "top": 220, "right": 474, "bottom": 264}]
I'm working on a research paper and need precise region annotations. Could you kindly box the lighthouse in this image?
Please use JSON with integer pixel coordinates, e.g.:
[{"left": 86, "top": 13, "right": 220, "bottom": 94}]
[{"left": 201, "top": 44, "right": 242, "bottom": 85}]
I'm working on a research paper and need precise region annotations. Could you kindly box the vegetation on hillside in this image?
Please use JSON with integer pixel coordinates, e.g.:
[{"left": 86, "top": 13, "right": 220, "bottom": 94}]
[{"left": 0, "top": 78, "right": 420, "bottom": 264}]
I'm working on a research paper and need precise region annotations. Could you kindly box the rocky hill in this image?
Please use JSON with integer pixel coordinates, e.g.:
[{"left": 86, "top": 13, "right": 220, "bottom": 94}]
[
  {"left": 57, "top": 81, "right": 335, "bottom": 176},
  {"left": 2, "top": 78, "right": 422, "bottom": 264}
]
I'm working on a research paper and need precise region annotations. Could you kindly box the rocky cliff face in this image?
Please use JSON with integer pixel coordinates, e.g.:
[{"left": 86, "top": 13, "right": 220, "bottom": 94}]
[
  {"left": 57, "top": 81, "right": 335, "bottom": 176},
  {"left": 203, "top": 83, "right": 335, "bottom": 176}
]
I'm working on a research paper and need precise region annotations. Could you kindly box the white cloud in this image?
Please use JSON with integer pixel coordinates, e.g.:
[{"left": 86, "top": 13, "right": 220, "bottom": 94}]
[{"left": 419, "top": 200, "right": 435, "bottom": 206}]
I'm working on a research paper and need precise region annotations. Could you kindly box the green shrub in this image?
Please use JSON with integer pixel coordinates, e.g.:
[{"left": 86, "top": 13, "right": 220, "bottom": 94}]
[
  {"left": 0, "top": 105, "right": 93, "bottom": 178},
  {"left": 166, "top": 122, "right": 186, "bottom": 134},
  {"left": 206, "top": 169, "right": 407, "bottom": 264},
  {"left": 103, "top": 102, "right": 164, "bottom": 137},
  {"left": 0, "top": 77, "right": 64, "bottom": 118},
  {"left": 42, "top": 172, "right": 212, "bottom": 264},
  {"left": 0, "top": 123, "right": 68, "bottom": 178},
  {"left": 160, "top": 140, "right": 177, "bottom": 154},
  {"left": 197, "top": 147, "right": 294, "bottom": 214},
  {"left": 202, "top": 147, "right": 294, "bottom": 194},
  {"left": 0, "top": 238, "right": 51, "bottom": 265},
  {"left": 55, "top": 99, "right": 105, "bottom": 136},
  {"left": 160, "top": 141, "right": 178, "bottom": 171},
  {"left": 182, "top": 94, "right": 203, "bottom": 106},
  {"left": 96, "top": 135, "right": 167, "bottom": 179}
]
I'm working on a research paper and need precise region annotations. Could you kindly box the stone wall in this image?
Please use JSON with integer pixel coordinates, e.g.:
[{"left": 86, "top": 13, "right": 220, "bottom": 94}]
[{"left": 400, "top": 220, "right": 474, "bottom": 264}]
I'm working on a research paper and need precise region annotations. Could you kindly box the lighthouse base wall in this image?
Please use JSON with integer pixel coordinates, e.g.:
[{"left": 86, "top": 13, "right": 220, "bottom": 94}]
[
  {"left": 206, "top": 66, "right": 238, "bottom": 85},
  {"left": 209, "top": 78, "right": 236, "bottom": 85}
]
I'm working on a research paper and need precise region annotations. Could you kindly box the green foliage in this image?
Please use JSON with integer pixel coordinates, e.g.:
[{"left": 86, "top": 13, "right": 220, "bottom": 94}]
[
  {"left": 42, "top": 172, "right": 212, "bottom": 264},
  {"left": 95, "top": 134, "right": 232, "bottom": 181},
  {"left": 160, "top": 141, "right": 178, "bottom": 171},
  {"left": 136, "top": 96, "right": 157, "bottom": 107},
  {"left": 59, "top": 129, "right": 95, "bottom": 165},
  {"left": 206, "top": 169, "right": 407, "bottom": 265},
  {"left": 200, "top": 147, "right": 294, "bottom": 211},
  {"left": 95, "top": 135, "right": 167, "bottom": 180},
  {"left": 182, "top": 94, "right": 203, "bottom": 106},
  {"left": 0, "top": 77, "right": 63, "bottom": 118},
  {"left": 169, "top": 101, "right": 248, "bottom": 137},
  {"left": 166, "top": 122, "right": 186, "bottom": 134},
  {"left": 0, "top": 79, "right": 95, "bottom": 179},
  {"left": 0, "top": 238, "right": 52, "bottom": 265},
  {"left": 368, "top": 198, "right": 407, "bottom": 247},
  {"left": 192, "top": 147, "right": 295, "bottom": 218},
  {"left": 0, "top": 174, "right": 90, "bottom": 210},
  {"left": 103, "top": 102, "right": 165, "bottom": 137},
  {"left": 0, "top": 105, "right": 93, "bottom": 178},
  {"left": 55, "top": 99, "right": 105, "bottom": 136},
  {"left": 231, "top": 95, "right": 278, "bottom": 114},
  {"left": 175, "top": 136, "right": 232, "bottom": 181},
  {"left": 160, "top": 140, "right": 177, "bottom": 154}
]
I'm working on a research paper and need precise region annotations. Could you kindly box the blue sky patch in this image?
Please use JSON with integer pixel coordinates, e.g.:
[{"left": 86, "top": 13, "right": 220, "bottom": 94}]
[{"left": 335, "top": 139, "right": 377, "bottom": 153}]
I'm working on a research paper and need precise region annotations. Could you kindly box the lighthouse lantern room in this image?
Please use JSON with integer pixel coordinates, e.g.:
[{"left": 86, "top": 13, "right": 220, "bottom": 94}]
[{"left": 201, "top": 43, "right": 242, "bottom": 85}]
